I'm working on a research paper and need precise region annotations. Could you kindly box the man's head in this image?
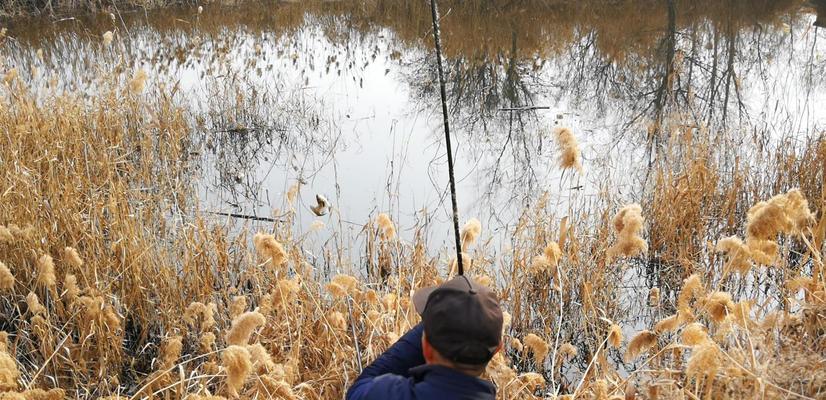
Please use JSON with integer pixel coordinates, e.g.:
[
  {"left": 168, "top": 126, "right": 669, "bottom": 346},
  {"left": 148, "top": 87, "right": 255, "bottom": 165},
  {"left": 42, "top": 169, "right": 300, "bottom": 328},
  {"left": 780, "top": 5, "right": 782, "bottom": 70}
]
[{"left": 413, "top": 276, "right": 504, "bottom": 375}]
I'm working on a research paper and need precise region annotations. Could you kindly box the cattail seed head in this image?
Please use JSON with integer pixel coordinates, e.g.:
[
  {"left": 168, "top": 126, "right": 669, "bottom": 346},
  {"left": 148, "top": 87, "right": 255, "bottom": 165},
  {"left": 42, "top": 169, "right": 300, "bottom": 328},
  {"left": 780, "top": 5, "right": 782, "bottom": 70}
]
[
  {"left": 555, "top": 127, "right": 582, "bottom": 172},
  {"left": 64, "top": 247, "right": 83, "bottom": 268},
  {"left": 523, "top": 334, "right": 550, "bottom": 365},
  {"left": 26, "top": 292, "right": 46, "bottom": 315},
  {"left": 226, "top": 311, "right": 266, "bottom": 346},
  {"left": 222, "top": 345, "right": 252, "bottom": 396},
  {"left": 129, "top": 69, "right": 147, "bottom": 93},
  {"left": 36, "top": 254, "right": 56, "bottom": 288},
  {"left": 607, "top": 204, "right": 647, "bottom": 261},
  {"left": 376, "top": 213, "right": 396, "bottom": 240},
  {"left": 682, "top": 322, "right": 709, "bottom": 346},
  {"left": 654, "top": 314, "right": 681, "bottom": 334},
  {"left": 608, "top": 324, "right": 623, "bottom": 348},
  {"left": 102, "top": 31, "right": 114, "bottom": 46},
  {"left": 253, "top": 233, "right": 287, "bottom": 267},
  {"left": 625, "top": 330, "right": 658, "bottom": 361},
  {"left": 0, "top": 262, "right": 14, "bottom": 290},
  {"left": 460, "top": 218, "right": 482, "bottom": 250}
]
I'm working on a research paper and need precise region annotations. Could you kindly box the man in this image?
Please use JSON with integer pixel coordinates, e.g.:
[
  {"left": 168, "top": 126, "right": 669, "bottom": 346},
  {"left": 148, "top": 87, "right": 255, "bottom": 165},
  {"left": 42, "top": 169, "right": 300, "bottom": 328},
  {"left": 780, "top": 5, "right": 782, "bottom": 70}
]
[{"left": 346, "top": 276, "right": 504, "bottom": 399}]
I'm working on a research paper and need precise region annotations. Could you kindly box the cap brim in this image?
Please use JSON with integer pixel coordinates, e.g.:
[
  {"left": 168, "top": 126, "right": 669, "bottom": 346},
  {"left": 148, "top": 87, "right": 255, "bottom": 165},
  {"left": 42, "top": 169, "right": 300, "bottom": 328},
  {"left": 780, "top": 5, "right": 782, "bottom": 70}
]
[{"left": 412, "top": 285, "right": 438, "bottom": 315}]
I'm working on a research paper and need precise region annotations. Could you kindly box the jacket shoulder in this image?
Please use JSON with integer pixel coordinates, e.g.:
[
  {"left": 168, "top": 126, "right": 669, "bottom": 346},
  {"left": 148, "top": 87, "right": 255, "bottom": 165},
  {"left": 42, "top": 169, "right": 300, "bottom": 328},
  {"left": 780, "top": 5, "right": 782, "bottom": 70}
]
[{"left": 362, "top": 373, "right": 416, "bottom": 400}]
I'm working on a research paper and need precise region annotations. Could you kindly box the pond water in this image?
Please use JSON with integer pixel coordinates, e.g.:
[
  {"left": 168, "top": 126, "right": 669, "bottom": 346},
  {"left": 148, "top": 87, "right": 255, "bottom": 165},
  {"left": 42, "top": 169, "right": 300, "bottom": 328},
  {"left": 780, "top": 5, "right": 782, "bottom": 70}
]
[{"left": 2, "top": 0, "right": 825, "bottom": 271}]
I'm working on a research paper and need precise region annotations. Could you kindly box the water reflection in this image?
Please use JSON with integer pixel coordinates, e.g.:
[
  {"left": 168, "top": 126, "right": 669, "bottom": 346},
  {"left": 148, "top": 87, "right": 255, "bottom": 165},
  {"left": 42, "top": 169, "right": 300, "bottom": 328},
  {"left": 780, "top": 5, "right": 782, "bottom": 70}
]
[{"left": 1, "top": 0, "right": 823, "bottom": 251}]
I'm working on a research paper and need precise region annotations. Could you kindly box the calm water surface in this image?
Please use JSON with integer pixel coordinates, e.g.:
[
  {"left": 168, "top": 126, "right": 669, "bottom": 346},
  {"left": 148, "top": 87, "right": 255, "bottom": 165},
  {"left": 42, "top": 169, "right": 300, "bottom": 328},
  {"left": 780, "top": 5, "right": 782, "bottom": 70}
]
[{"left": 2, "top": 0, "right": 825, "bottom": 269}]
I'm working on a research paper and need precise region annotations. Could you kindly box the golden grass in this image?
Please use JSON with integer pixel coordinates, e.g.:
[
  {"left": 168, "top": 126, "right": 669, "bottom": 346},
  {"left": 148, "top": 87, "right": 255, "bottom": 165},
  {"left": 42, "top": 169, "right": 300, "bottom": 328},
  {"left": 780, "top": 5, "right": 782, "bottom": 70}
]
[{"left": 0, "top": 31, "right": 824, "bottom": 400}]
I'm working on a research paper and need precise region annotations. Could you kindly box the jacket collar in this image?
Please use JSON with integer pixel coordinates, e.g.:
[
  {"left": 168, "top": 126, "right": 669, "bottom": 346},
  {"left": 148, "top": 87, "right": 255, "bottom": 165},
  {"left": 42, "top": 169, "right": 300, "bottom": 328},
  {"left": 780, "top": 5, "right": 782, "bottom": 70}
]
[{"left": 408, "top": 364, "right": 496, "bottom": 396}]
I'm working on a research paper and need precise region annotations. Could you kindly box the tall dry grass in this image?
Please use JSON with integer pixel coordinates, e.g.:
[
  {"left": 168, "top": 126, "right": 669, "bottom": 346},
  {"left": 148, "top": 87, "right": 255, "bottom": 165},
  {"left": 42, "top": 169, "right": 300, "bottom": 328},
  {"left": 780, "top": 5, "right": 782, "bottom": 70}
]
[{"left": 0, "top": 22, "right": 825, "bottom": 400}]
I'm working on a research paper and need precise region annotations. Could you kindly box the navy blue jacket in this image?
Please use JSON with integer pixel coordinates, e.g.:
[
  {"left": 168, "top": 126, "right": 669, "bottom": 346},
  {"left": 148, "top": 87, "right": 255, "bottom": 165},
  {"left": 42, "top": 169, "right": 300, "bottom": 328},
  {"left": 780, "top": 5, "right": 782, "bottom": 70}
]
[{"left": 346, "top": 324, "right": 496, "bottom": 400}]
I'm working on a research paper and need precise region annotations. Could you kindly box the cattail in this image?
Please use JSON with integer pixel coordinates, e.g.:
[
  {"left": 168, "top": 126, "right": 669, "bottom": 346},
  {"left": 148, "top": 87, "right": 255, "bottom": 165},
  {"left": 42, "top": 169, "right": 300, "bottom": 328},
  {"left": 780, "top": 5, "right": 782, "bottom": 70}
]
[
  {"left": 63, "top": 247, "right": 83, "bottom": 268},
  {"left": 222, "top": 345, "right": 252, "bottom": 396},
  {"left": 559, "top": 343, "right": 578, "bottom": 360},
  {"left": 606, "top": 204, "right": 647, "bottom": 260},
  {"left": 607, "top": 324, "right": 623, "bottom": 348},
  {"left": 286, "top": 183, "right": 299, "bottom": 205},
  {"left": 226, "top": 311, "right": 266, "bottom": 346},
  {"left": 331, "top": 275, "right": 359, "bottom": 294},
  {"left": 648, "top": 287, "right": 660, "bottom": 307},
  {"left": 0, "top": 225, "right": 12, "bottom": 242},
  {"left": 781, "top": 189, "right": 815, "bottom": 234},
  {"left": 376, "top": 213, "right": 396, "bottom": 239},
  {"left": 716, "top": 236, "right": 752, "bottom": 273},
  {"left": 625, "top": 330, "right": 657, "bottom": 361},
  {"left": 501, "top": 311, "right": 512, "bottom": 333},
  {"left": 327, "top": 311, "right": 347, "bottom": 331},
  {"left": 63, "top": 274, "right": 79, "bottom": 302},
  {"left": 460, "top": 218, "right": 482, "bottom": 250},
  {"left": 543, "top": 242, "right": 562, "bottom": 267},
  {"left": 36, "top": 254, "right": 56, "bottom": 288},
  {"left": 184, "top": 302, "right": 206, "bottom": 325},
  {"left": 0, "top": 338, "right": 20, "bottom": 391},
  {"left": 325, "top": 282, "right": 347, "bottom": 299},
  {"left": 519, "top": 372, "right": 546, "bottom": 390},
  {"left": 309, "top": 220, "right": 325, "bottom": 232},
  {"left": 247, "top": 343, "right": 275, "bottom": 375},
  {"left": 746, "top": 238, "right": 778, "bottom": 265},
  {"left": 158, "top": 336, "right": 182, "bottom": 369},
  {"left": 681, "top": 322, "right": 709, "bottom": 346},
  {"left": 685, "top": 342, "right": 721, "bottom": 379},
  {"left": 523, "top": 334, "right": 549, "bottom": 365},
  {"left": 529, "top": 255, "right": 551, "bottom": 275},
  {"left": 102, "top": 31, "right": 114, "bottom": 46},
  {"left": 204, "top": 302, "right": 217, "bottom": 330},
  {"left": 654, "top": 314, "right": 680, "bottom": 334},
  {"left": 511, "top": 337, "right": 523, "bottom": 352},
  {"left": 0, "top": 262, "right": 13, "bottom": 290},
  {"left": 702, "top": 292, "right": 734, "bottom": 324},
  {"left": 555, "top": 127, "right": 582, "bottom": 171},
  {"left": 677, "top": 274, "right": 703, "bottom": 310},
  {"left": 26, "top": 292, "right": 46, "bottom": 315},
  {"left": 199, "top": 332, "right": 215, "bottom": 353},
  {"left": 229, "top": 296, "right": 247, "bottom": 318},
  {"left": 253, "top": 233, "right": 287, "bottom": 267},
  {"left": 129, "top": 69, "right": 147, "bottom": 93}
]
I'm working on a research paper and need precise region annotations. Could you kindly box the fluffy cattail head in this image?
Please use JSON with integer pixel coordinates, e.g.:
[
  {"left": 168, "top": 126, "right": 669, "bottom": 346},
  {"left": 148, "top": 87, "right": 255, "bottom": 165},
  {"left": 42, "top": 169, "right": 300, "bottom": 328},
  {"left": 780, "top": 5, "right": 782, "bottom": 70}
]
[
  {"left": 682, "top": 322, "right": 709, "bottom": 346},
  {"left": 648, "top": 287, "right": 660, "bottom": 307},
  {"left": 158, "top": 336, "right": 183, "bottom": 369},
  {"left": 129, "top": 69, "right": 147, "bottom": 93},
  {"left": 376, "top": 213, "right": 396, "bottom": 239},
  {"left": 253, "top": 233, "right": 287, "bottom": 267},
  {"left": 36, "top": 254, "right": 56, "bottom": 288},
  {"left": 702, "top": 291, "right": 734, "bottom": 324},
  {"left": 606, "top": 204, "right": 648, "bottom": 260},
  {"left": 0, "top": 262, "right": 14, "bottom": 290},
  {"left": 608, "top": 324, "right": 623, "bottom": 348},
  {"left": 26, "top": 292, "right": 46, "bottom": 315},
  {"left": 0, "top": 335, "right": 20, "bottom": 391},
  {"left": 226, "top": 311, "right": 266, "bottom": 346},
  {"left": 0, "top": 226, "right": 12, "bottom": 243},
  {"left": 460, "top": 218, "right": 482, "bottom": 250},
  {"left": 523, "top": 334, "right": 550, "bottom": 366},
  {"left": 555, "top": 127, "right": 582, "bottom": 171},
  {"left": 625, "top": 330, "right": 658, "bottom": 361},
  {"left": 654, "top": 314, "right": 681, "bottom": 334},
  {"left": 102, "top": 31, "right": 114, "bottom": 46},
  {"left": 222, "top": 345, "right": 252, "bottom": 396},
  {"left": 716, "top": 236, "right": 752, "bottom": 273},
  {"left": 543, "top": 242, "right": 562, "bottom": 267},
  {"left": 63, "top": 247, "right": 83, "bottom": 269}
]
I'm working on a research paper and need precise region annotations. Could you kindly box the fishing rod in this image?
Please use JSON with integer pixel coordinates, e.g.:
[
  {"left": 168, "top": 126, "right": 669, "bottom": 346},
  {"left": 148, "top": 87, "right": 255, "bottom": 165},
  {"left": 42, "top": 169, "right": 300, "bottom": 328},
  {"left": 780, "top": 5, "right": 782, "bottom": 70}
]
[{"left": 428, "top": 0, "right": 465, "bottom": 276}]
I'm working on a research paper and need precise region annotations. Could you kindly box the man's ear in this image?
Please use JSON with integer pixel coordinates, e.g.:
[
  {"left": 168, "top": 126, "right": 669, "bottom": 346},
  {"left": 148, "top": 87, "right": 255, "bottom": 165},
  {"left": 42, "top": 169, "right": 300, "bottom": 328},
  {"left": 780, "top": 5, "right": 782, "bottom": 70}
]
[
  {"left": 422, "top": 332, "right": 433, "bottom": 362},
  {"left": 493, "top": 340, "right": 503, "bottom": 356}
]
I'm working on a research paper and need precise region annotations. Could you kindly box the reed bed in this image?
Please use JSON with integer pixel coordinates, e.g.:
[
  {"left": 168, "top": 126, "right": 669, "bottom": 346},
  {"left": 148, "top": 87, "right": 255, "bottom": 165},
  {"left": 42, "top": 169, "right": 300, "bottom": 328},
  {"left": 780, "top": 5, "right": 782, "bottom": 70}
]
[{"left": 1, "top": 29, "right": 825, "bottom": 400}]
